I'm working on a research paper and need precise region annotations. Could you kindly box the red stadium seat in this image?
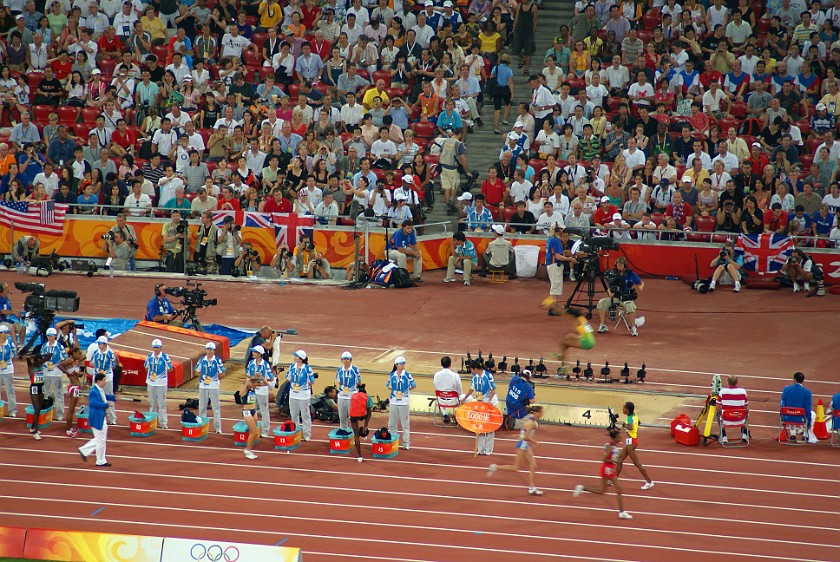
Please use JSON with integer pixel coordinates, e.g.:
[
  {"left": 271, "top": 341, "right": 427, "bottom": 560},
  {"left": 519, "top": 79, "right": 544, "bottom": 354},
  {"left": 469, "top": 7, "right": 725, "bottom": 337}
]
[
  {"left": 27, "top": 73, "right": 43, "bottom": 92},
  {"left": 412, "top": 121, "right": 435, "bottom": 139},
  {"left": 717, "top": 117, "right": 739, "bottom": 134},
  {"left": 243, "top": 50, "right": 261, "bottom": 66},
  {"left": 800, "top": 154, "right": 814, "bottom": 169},
  {"left": 251, "top": 32, "right": 268, "bottom": 50},
  {"left": 637, "top": 30, "right": 652, "bottom": 44},
  {"left": 795, "top": 120, "right": 810, "bottom": 137},
  {"left": 80, "top": 107, "right": 99, "bottom": 124},
  {"left": 32, "top": 105, "right": 53, "bottom": 123},
  {"left": 372, "top": 70, "right": 392, "bottom": 88},
  {"left": 730, "top": 102, "right": 747, "bottom": 119},
  {"left": 72, "top": 123, "right": 92, "bottom": 140},
  {"left": 152, "top": 44, "right": 168, "bottom": 66},
  {"left": 650, "top": 213, "right": 664, "bottom": 227},
  {"left": 386, "top": 87, "right": 406, "bottom": 100},
  {"left": 528, "top": 158, "right": 546, "bottom": 174},
  {"left": 287, "top": 83, "right": 301, "bottom": 101},
  {"left": 57, "top": 106, "right": 80, "bottom": 124},
  {"left": 502, "top": 206, "right": 516, "bottom": 223},
  {"left": 757, "top": 18, "right": 771, "bottom": 34},
  {"left": 695, "top": 216, "right": 715, "bottom": 232}
]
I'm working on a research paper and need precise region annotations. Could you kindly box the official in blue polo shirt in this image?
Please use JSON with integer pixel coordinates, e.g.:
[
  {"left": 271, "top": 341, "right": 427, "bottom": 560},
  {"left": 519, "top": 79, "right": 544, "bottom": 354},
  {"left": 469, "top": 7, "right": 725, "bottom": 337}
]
[
  {"left": 781, "top": 371, "right": 813, "bottom": 441},
  {"left": 506, "top": 369, "right": 536, "bottom": 429},
  {"left": 196, "top": 342, "right": 226, "bottom": 434},
  {"left": 386, "top": 220, "right": 423, "bottom": 283}
]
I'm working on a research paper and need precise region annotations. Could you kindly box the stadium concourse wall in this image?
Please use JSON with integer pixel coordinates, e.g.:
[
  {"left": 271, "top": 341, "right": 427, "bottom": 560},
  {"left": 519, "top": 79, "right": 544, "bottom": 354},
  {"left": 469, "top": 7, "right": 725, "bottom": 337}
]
[
  {"left": 0, "top": 217, "right": 838, "bottom": 283},
  {"left": 0, "top": 524, "right": 302, "bottom": 561}
]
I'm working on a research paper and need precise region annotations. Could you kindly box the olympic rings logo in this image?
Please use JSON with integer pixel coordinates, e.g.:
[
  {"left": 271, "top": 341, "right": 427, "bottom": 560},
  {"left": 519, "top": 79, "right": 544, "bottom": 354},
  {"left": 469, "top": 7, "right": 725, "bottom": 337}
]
[{"left": 189, "top": 544, "right": 240, "bottom": 561}]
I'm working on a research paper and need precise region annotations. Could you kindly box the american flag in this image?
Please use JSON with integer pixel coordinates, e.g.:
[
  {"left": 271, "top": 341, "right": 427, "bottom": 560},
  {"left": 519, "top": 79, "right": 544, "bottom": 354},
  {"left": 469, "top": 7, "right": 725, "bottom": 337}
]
[
  {"left": 737, "top": 234, "right": 793, "bottom": 273},
  {"left": 0, "top": 201, "right": 68, "bottom": 235}
]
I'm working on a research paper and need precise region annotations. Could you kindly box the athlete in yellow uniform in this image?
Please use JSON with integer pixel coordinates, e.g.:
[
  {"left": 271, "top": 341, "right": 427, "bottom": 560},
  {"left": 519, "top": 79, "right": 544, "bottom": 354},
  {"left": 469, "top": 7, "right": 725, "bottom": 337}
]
[
  {"left": 616, "top": 401, "right": 654, "bottom": 490},
  {"left": 551, "top": 306, "right": 596, "bottom": 374}
]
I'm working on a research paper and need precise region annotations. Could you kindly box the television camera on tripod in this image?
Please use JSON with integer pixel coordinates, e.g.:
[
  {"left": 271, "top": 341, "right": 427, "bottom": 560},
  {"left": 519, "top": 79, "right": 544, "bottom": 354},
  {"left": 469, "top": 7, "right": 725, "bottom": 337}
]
[
  {"left": 14, "top": 282, "right": 80, "bottom": 356},
  {"left": 563, "top": 229, "right": 621, "bottom": 317},
  {"left": 164, "top": 281, "right": 217, "bottom": 332}
]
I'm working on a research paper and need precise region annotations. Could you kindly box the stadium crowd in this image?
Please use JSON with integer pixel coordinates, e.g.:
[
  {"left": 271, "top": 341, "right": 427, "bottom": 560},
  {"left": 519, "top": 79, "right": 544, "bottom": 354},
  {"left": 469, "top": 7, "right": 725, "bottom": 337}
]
[{"left": 0, "top": 0, "right": 838, "bottom": 269}]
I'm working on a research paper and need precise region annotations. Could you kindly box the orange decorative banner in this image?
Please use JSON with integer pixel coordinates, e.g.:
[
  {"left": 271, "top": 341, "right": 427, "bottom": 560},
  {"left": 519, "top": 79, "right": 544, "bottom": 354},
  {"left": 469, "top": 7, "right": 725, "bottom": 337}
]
[
  {"left": 23, "top": 528, "right": 163, "bottom": 562},
  {"left": 456, "top": 401, "right": 503, "bottom": 434},
  {"left": 0, "top": 525, "right": 26, "bottom": 558}
]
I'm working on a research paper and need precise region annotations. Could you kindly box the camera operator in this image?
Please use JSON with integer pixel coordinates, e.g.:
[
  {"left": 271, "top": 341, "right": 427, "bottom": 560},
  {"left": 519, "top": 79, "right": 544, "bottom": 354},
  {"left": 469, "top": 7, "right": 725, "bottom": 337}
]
[
  {"left": 709, "top": 240, "right": 743, "bottom": 293},
  {"left": 270, "top": 244, "right": 296, "bottom": 278},
  {"left": 195, "top": 210, "right": 220, "bottom": 275},
  {"left": 144, "top": 284, "right": 182, "bottom": 325},
  {"left": 596, "top": 257, "right": 644, "bottom": 336},
  {"left": 55, "top": 320, "right": 80, "bottom": 352},
  {"left": 216, "top": 215, "right": 242, "bottom": 276},
  {"left": 161, "top": 210, "right": 190, "bottom": 273},
  {"left": 107, "top": 213, "right": 138, "bottom": 271},
  {"left": 305, "top": 250, "right": 332, "bottom": 280},
  {"left": 13, "top": 236, "right": 40, "bottom": 268},
  {"left": 104, "top": 230, "right": 136, "bottom": 272},
  {"left": 782, "top": 248, "right": 823, "bottom": 294},
  {"left": 249, "top": 326, "right": 276, "bottom": 364},
  {"left": 234, "top": 241, "right": 261, "bottom": 278},
  {"left": 545, "top": 227, "right": 576, "bottom": 310}
]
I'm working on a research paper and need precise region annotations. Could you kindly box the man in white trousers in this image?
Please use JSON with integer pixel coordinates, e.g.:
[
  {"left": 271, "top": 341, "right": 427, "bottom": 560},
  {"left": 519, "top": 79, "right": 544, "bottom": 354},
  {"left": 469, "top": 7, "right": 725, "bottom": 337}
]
[
  {"left": 144, "top": 338, "right": 173, "bottom": 429},
  {"left": 0, "top": 325, "right": 17, "bottom": 417},
  {"left": 78, "top": 373, "right": 115, "bottom": 467},
  {"left": 195, "top": 342, "right": 225, "bottom": 434}
]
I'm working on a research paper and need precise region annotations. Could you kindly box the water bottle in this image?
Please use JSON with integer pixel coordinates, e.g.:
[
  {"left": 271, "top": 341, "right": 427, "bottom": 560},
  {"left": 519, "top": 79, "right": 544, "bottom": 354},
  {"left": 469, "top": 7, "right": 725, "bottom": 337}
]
[
  {"left": 109, "top": 266, "right": 114, "bottom": 279},
  {"left": 16, "top": 262, "right": 23, "bottom": 274}
]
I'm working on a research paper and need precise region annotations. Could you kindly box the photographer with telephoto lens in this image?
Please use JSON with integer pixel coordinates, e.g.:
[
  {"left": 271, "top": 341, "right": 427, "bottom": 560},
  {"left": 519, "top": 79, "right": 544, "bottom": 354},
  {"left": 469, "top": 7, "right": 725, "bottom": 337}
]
[
  {"left": 161, "top": 210, "right": 190, "bottom": 273},
  {"left": 596, "top": 257, "right": 644, "bottom": 336},
  {"left": 107, "top": 213, "right": 138, "bottom": 270},
  {"left": 781, "top": 248, "right": 824, "bottom": 295},
  {"left": 708, "top": 239, "right": 743, "bottom": 293},
  {"left": 103, "top": 229, "right": 136, "bottom": 272},
  {"left": 195, "top": 210, "right": 220, "bottom": 275},
  {"left": 234, "top": 241, "right": 262, "bottom": 278},
  {"left": 216, "top": 215, "right": 242, "bottom": 275}
]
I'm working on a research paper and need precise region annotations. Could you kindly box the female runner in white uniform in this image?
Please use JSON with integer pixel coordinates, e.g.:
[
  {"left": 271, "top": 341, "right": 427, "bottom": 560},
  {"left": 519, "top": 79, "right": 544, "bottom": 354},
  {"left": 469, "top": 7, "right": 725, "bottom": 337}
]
[{"left": 487, "top": 405, "right": 544, "bottom": 496}]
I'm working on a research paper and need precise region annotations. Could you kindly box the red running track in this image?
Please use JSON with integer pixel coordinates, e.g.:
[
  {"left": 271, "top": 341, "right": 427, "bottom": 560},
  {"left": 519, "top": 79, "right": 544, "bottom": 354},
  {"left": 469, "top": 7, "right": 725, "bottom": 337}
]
[{"left": 0, "top": 398, "right": 838, "bottom": 562}]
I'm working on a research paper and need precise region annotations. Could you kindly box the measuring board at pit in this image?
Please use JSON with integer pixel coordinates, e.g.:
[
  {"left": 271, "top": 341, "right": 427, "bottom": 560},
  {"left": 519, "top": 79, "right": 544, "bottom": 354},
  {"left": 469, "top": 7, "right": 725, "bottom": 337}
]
[
  {"left": 409, "top": 394, "right": 614, "bottom": 428},
  {"left": 548, "top": 405, "right": 614, "bottom": 427}
]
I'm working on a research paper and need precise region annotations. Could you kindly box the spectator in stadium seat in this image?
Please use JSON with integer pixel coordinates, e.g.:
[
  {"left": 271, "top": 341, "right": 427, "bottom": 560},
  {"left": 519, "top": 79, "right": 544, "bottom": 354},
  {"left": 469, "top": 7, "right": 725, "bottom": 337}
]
[
  {"left": 718, "top": 375, "right": 749, "bottom": 443},
  {"left": 665, "top": 191, "right": 694, "bottom": 230},
  {"left": 780, "top": 372, "right": 813, "bottom": 442}
]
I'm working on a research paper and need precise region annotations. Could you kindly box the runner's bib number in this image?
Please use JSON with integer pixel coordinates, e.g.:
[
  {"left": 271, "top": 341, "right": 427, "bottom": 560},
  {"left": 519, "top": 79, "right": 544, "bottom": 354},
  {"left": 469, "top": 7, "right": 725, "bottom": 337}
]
[{"left": 626, "top": 437, "right": 634, "bottom": 446}]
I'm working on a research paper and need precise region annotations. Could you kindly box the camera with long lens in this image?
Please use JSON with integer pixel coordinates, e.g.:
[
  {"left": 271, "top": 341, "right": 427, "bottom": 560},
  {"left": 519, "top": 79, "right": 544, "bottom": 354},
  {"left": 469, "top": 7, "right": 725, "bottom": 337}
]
[
  {"left": 14, "top": 282, "right": 80, "bottom": 356},
  {"left": 719, "top": 247, "right": 729, "bottom": 260},
  {"left": 176, "top": 220, "right": 188, "bottom": 235},
  {"left": 223, "top": 216, "right": 241, "bottom": 232},
  {"left": 607, "top": 408, "right": 619, "bottom": 431},
  {"left": 787, "top": 254, "right": 799, "bottom": 265},
  {"left": 247, "top": 249, "right": 259, "bottom": 259},
  {"left": 604, "top": 268, "right": 637, "bottom": 302},
  {"left": 101, "top": 232, "right": 114, "bottom": 241}
]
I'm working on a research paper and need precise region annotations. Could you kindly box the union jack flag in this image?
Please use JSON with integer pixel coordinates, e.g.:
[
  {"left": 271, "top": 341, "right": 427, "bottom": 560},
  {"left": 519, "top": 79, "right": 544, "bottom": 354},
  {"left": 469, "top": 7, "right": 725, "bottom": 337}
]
[
  {"left": 737, "top": 234, "right": 793, "bottom": 273},
  {"left": 210, "top": 211, "right": 274, "bottom": 229},
  {"left": 273, "top": 213, "right": 315, "bottom": 251},
  {"left": 0, "top": 201, "right": 68, "bottom": 235}
]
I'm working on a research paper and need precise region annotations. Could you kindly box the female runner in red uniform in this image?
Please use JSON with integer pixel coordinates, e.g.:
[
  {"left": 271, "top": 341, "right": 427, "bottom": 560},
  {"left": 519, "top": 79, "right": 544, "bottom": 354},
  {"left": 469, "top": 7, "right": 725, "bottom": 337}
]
[{"left": 573, "top": 429, "right": 633, "bottom": 519}]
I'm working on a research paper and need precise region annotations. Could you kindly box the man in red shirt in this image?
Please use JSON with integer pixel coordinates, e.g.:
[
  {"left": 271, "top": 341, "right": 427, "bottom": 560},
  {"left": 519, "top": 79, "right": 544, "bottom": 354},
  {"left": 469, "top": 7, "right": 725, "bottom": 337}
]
[
  {"left": 698, "top": 59, "right": 723, "bottom": 90},
  {"left": 98, "top": 27, "right": 123, "bottom": 61},
  {"left": 763, "top": 202, "right": 788, "bottom": 234},
  {"left": 262, "top": 187, "right": 292, "bottom": 213},
  {"left": 217, "top": 186, "right": 241, "bottom": 211},
  {"left": 480, "top": 165, "right": 507, "bottom": 207},
  {"left": 665, "top": 191, "right": 694, "bottom": 229},
  {"left": 592, "top": 196, "right": 619, "bottom": 227},
  {"left": 110, "top": 119, "right": 135, "bottom": 158}
]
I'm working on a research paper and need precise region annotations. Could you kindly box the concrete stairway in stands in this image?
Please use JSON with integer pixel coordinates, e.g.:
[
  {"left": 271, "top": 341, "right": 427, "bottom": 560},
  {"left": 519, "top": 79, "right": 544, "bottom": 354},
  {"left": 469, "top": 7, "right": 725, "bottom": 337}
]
[{"left": 424, "top": 0, "right": 574, "bottom": 230}]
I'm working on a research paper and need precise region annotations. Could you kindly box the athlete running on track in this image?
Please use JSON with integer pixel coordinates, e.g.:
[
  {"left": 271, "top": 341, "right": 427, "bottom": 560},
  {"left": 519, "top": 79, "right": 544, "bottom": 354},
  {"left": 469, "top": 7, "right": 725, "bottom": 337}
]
[
  {"left": 487, "top": 405, "right": 544, "bottom": 496},
  {"left": 549, "top": 306, "right": 595, "bottom": 375},
  {"left": 573, "top": 429, "right": 634, "bottom": 519},
  {"left": 616, "top": 401, "right": 654, "bottom": 489}
]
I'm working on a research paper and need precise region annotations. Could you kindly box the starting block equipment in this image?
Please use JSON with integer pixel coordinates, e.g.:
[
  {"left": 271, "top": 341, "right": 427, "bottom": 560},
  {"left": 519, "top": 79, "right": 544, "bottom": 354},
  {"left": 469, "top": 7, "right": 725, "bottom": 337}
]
[
  {"left": 779, "top": 407, "right": 808, "bottom": 445},
  {"left": 718, "top": 408, "right": 749, "bottom": 448}
]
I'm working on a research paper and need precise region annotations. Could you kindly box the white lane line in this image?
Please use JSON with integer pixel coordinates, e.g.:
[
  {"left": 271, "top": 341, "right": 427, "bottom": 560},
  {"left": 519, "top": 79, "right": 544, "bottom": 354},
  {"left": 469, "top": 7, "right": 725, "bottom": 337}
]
[{"left": 2, "top": 497, "right": 835, "bottom": 558}]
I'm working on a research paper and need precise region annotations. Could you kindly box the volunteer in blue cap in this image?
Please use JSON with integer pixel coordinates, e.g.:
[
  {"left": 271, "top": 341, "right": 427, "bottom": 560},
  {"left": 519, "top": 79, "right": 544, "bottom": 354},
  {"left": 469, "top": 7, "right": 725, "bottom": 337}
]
[
  {"left": 144, "top": 338, "right": 173, "bottom": 429},
  {"left": 386, "top": 356, "right": 416, "bottom": 450}
]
